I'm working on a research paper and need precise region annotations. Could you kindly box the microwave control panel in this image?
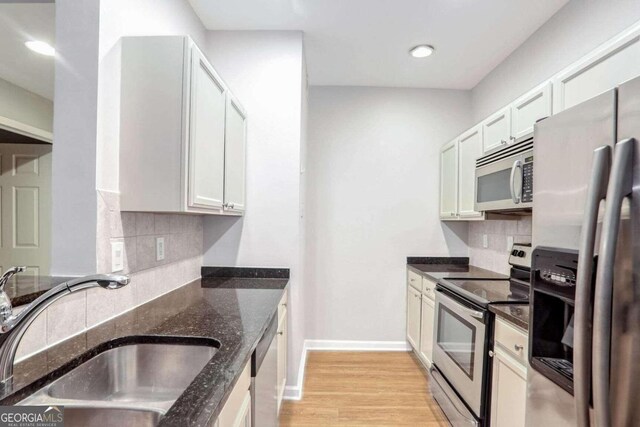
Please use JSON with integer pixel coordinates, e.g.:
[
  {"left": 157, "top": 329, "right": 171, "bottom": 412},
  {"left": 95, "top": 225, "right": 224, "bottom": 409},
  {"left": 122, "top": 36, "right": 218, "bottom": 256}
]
[{"left": 521, "top": 156, "right": 533, "bottom": 203}]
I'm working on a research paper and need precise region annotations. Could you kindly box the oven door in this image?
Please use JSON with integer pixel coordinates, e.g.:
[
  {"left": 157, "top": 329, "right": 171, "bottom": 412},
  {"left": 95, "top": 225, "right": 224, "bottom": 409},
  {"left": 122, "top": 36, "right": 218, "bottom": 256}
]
[
  {"left": 475, "top": 151, "right": 533, "bottom": 212},
  {"left": 433, "top": 288, "right": 487, "bottom": 417}
]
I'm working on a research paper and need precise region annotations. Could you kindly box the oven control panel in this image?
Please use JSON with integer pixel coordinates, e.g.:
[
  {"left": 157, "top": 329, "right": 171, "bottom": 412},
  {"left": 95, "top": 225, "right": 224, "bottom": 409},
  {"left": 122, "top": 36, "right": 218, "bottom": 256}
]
[{"left": 509, "top": 243, "right": 532, "bottom": 268}]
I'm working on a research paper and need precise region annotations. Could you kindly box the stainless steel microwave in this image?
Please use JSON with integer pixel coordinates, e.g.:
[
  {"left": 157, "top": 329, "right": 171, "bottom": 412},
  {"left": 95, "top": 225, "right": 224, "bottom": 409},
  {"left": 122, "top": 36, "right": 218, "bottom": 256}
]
[{"left": 474, "top": 134, "right": 533, "bottom": 212}]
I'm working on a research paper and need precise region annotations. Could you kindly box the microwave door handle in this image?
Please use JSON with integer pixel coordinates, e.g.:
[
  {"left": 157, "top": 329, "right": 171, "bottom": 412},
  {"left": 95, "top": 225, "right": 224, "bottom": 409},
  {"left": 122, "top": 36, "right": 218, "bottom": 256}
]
[
  {"left": 574, "top": 145, "right": 612, "bottom": 427},
  {"left": 593, "top": 138, "right": 634, "bottom": 427},
  {"left": 510, "top": 160, "right": 522, "bottom": 204}
]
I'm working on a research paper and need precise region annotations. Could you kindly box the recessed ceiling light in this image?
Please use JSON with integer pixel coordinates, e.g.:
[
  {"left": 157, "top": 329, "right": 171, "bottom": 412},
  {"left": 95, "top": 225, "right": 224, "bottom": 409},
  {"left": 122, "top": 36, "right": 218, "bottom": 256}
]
[
  {"left": 409, "top": 45, "right": 435, "bottom": 58},
  {"left": 25, "top": 40, "right": 55, "bottom": 57}
]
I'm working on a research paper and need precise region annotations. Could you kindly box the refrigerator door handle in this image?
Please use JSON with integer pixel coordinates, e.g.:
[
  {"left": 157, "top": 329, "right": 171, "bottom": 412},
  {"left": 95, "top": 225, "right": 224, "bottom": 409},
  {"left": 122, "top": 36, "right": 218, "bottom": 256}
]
[
  {"left": 593, "top": 138, "right": 635, "bottom": 427},
  {"left": 575, "top": 145, "right": 612, "bottom": 427},
  {"left": 510, "top": 159, "right": 522, "bottom": 204}
]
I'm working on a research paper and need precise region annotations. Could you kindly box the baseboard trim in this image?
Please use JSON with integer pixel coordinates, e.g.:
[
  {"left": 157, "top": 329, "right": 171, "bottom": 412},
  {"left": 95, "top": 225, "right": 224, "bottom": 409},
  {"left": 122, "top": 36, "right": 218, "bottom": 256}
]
[
  {"left": 305, "top": 340, "right": 411, "bottom": 351},
  {"left": 282, "top": 340, "right": 411, "bottom": 401}
]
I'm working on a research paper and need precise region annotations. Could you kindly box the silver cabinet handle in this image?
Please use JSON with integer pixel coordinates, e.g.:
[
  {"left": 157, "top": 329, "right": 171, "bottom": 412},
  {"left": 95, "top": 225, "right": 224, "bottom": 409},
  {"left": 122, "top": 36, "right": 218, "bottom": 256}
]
[
  {"left": 514, "top": 344, "right": 524, "bottom": 352},
  {"left": 575, "top": 145, "right": 611, "bottom": 427},
  {"left": 510, "top": 135, "right": 516, "bottom": 141},
  {"left": 510, "top": 159, "right": 522, "bottom": 204},
  {"left": 501, "top": 139, "right": 507, "bottom": 145},
  {"left": 488, "top": 350, "right": 495, "bottom": 357},
  {"left": 593, "top": 138, "right": 634, "bottom": 427}
]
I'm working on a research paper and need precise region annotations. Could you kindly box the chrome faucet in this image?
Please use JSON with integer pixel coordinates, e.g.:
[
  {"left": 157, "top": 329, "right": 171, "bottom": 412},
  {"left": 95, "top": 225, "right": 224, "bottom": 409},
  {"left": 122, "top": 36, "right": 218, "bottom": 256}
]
[{"left": 0, "top": 267, "right": 130, "bottom": 390}]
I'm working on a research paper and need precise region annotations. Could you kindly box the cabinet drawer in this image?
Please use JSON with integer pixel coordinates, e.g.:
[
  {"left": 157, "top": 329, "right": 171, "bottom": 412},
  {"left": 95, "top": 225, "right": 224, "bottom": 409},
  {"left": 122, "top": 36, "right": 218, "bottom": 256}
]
[
  {"left": 494, "top": 318, "right": 528, "bottom": 365},
  {"left": 408, "top": 270, "right": 422, "bottom": 290},
  {"left": 422, "top": 277, "right": 436, "bottom": 300}
]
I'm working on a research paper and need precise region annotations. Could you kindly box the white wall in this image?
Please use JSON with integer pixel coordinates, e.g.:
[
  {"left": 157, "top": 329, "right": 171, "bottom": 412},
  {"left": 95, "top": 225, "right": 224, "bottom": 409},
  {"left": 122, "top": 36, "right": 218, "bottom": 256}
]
[
  {"left": 471, "top": 0, "right": 640, "bottom": 122},
  {"left": 202, "top": 31, "right": 306, "bottom": 386},
  {"left": 0, "top": 77, "right": 53, "bottom": 134},
  {"left": 305, "top": 86, "right": 471, "bottom": 342},
  {"left": 51, "top": 0, "right": 100, "bottom": 275}
]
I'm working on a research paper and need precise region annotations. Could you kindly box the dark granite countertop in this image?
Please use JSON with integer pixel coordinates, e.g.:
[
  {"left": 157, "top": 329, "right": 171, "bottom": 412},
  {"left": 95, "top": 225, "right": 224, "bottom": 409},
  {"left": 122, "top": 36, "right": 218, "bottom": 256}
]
[
  {"left": 489, "top": 304, "right": 530, "bottom": 330},
  {"left": 5, "top": 275, "right": 73, "bottom": 307},
  {"left": 407, "top": 263, "right": 508, "bottom": 281},
  {"left": 0, "top": 277, "right": 288, "bottom": 426}
]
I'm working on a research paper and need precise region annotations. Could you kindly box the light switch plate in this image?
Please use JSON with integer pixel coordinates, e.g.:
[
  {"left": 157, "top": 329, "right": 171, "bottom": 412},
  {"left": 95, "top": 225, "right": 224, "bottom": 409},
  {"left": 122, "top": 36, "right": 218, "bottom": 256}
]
[
  {"left": 111, "top": 241, "right": 124, "bottom": 272},
  {"left": 156, "top": 237, "right": 165, "bottom": 261},
  {"left": 482, "top": 234, "right": 488, "bottom": 249}
]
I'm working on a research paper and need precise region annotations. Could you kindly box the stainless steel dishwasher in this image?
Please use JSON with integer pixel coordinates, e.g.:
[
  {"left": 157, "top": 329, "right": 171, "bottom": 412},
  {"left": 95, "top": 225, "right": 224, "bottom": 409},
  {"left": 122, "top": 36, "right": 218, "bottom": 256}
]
[{"left": 251, "top": 314, "right": 278, "bottom": 427}]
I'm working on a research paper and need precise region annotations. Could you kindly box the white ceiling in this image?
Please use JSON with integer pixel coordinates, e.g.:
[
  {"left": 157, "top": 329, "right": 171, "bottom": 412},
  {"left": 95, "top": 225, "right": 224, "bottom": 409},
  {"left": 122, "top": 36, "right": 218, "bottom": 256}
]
[
  {"left": 0, "top": 3, "right": 55, "bottom": 100},
  {"left": 189, "top": 0, "right": 568, "bottom": 89}
]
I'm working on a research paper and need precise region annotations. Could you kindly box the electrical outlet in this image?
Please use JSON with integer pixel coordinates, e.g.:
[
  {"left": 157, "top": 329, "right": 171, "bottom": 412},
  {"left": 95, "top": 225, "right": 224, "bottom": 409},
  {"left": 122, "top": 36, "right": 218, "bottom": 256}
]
[
  {"left": 111, "top": 241, "right": 124, "bottom": 272},
  {"left": 156, "top": 237, "right": 165, "bottom": 261},
  {"left": 482, "top": 234, "right": 488, "bottom": 249}
]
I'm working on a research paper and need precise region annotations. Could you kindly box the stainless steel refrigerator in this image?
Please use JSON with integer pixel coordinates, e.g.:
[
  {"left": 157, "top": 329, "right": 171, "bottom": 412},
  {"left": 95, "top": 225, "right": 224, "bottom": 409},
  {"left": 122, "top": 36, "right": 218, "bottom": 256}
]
[{"left": 527, "top": 75, "right": 640, "bottom": 427}]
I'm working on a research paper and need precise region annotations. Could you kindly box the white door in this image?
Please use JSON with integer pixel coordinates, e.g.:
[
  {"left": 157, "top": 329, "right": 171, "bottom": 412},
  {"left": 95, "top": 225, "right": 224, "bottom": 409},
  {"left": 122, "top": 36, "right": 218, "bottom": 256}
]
[
  {"left": 482, "top": 107, "right": 511, "bottom": 153},
  {"left": 457, "top": 125, "right": 483, "bottom": 218},
  {"left": 439, "top": 138, "right": 458, "bottom": 219},
  {"left": 419, "top": 295, "right": 435, "bottom": 366},
  {"left": 0, "top": 143, "right": 51, "bottom": 277},
  {"left": 510, "top": 82, "right": 552, "bottom": 139},
  {"left": 490, "top": 348, "right": 527, "bottom": 427},
  {"left": 232, "top": 391, "right": 252, "bottom": 427},
  {"left": 188, "top": 46, "right": 226, "bottom": 210},
  {"left": 223, "top": 95, "right": 247, "bottom": 213},
  {"left": 407, "top": 285, "right": 421, "bottom": 350}
]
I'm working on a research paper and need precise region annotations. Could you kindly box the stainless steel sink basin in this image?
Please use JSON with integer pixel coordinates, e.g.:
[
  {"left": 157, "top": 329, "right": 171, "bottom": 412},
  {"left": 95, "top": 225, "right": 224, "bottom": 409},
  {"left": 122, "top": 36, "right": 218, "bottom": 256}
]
[
  {"left": 20, "top": 341, "right": 218, "bottom": 422},
  {"left": 64, "top": 407, "right": 163, "bottom": 427},
  {"left": 47, "top": 343, "right": 216, "bottom": 403}
]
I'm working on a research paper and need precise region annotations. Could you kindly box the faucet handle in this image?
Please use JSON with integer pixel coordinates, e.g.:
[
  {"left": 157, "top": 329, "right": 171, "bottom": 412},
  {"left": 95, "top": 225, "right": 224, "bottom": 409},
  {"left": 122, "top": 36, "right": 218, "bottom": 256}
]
[{"left": 0, "top": 267, "right": 26, "bottom": 291}]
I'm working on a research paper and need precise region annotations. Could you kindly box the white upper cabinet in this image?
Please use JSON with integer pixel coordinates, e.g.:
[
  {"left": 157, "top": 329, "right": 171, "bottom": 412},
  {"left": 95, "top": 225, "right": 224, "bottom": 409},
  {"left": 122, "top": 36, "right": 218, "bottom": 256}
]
[
  {"left": 510, "top": 82, "right": 552, "bottom": 139},
  {"left": 554, "top": 26, "right": 640, "bottom": 112},
  {"left": 457, "top": 125, "right": 483, "bottom": 219},
  {"left": 223, "top": 95, "right": 248, "bottom": 213},
  {"left": 482, "top": 107, "right": 511, "bottom": 153},
  {"left": 119, "top": 36, "right": 247, "bottom": 215},
  {"left": 439, "top": 138, "right": 458, "bottom": 220},
  {"left": 188, "top": 46, "right": 227, "bottom": 210}
]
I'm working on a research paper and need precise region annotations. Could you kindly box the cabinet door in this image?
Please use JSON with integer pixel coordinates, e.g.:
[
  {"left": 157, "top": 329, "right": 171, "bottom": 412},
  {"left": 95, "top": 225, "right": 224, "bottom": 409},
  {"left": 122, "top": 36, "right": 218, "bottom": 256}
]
[
  {"left": 439, "top": 139, "right": 458, "bottom": 219},
  {"left": 224, "top": 95, "right": 247, "bottom": 213},
  {"left": 511, "top": 82, "right": 552, "bottom": 139},
  {"left": 188, "top": 46, "right": 226, "bottom": 210},
  {"left": 482, "top": 107, "right": 511, "bottom": 153},
  {"left": 553, "top": 28, "right": 640, "bottom": 113},
  {"left": 277, "top": 309, "right": 287, "bottom": 414},
  {"left": 407, "top": 285, "right": 421, "bottom": 350},
  {"left": 490, "top": 349, "right": 527, "bottom": 427},
  {"left": 457, "top": 125, "right": 483, "bottom": 218},
  {"left": 232, "top": 391, "right": 251, "bottom": 427},
  {"left": 419, "top": 296, "right": 435, "bottom": 367}
]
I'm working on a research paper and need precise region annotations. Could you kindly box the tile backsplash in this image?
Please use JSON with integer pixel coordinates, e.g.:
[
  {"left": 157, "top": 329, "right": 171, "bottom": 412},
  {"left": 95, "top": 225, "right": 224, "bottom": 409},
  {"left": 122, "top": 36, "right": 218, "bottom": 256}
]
[
  {"left": 15, "top": 190, "right": 204, "bottom": 362},
  {"left": 468, "top": 216, "right": 532, "bottom": 275}
]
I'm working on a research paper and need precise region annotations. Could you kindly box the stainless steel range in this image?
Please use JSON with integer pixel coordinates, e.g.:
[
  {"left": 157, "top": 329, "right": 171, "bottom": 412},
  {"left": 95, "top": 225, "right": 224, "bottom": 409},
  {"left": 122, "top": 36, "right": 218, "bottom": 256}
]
[{"left": 429, "top": 244, "right": 531, "bottom": 427}]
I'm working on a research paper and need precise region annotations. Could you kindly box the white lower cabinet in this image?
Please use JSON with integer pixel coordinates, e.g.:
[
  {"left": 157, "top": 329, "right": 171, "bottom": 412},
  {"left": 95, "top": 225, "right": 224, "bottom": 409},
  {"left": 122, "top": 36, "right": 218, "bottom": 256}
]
[
  {"left": 418, "top": 294, "right": 435, "bottom": 367},
  {"left": 490, "top": 318, "right": 528, "bottom": 427},
  {"left": 216, "top": 361, "right": 251, "bottom": 427},
  {"left": 407, "top": 284, "right": 422, "bottom": 351},
  {"left": 276, "top": 290, "right": 288, "bottom": 414},
  {"left": 406, "top": 270, "right": 436, "bottom": 367}
]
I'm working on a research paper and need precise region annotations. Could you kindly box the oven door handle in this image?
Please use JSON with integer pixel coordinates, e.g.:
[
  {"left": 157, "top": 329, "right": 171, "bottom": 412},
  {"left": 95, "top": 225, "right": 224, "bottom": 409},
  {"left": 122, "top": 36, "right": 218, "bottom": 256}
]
[
  {"left": 574, "top": 145, "right": 611, "bottom": 427},
  {"left": 510, "top": 159, "right": 522, "bottom": 204},
  {"left": 436, "top": 288, "right": 485, "bottom": 320}
]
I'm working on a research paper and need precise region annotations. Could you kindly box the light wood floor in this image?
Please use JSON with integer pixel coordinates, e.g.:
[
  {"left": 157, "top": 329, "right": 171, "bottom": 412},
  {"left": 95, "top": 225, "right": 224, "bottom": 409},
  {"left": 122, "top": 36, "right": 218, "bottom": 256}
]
[{"left": 280, "top": 351, "right": 449, "bottom": 426}]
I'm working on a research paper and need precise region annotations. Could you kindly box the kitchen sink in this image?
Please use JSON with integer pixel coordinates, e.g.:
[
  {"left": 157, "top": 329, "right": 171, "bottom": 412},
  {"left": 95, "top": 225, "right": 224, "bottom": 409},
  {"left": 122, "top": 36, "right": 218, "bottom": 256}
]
[
  {"left": 19, "top": 340, "right": 219, "bottom": 424},
  {"left": 64, "top": 406, "right": 163, "bottom": 427}
]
